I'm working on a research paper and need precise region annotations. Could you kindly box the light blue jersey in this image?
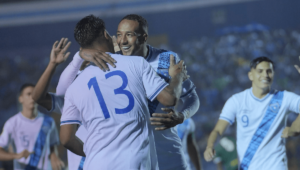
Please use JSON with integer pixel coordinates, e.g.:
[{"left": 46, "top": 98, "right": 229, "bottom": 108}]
[
  {"left": 220, "top": 88, "right": 300, "bottom": 170},
  {"left": 146, "top": 45, "right": 197, "bottom": 170}
]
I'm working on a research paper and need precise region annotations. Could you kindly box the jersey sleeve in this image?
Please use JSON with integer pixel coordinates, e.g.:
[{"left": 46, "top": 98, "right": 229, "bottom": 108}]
[
  {"left": 60, "top": 91, "right": 81, "bottom": 126},
  {"left": 56, "top": 51, "right": 84, "bottom": 96},
  {"left": 141, "top": 59, "right": 169, "bottom": 102},
  {"left": 284, "top": 91, "right": 300, "bottom": 114},
  {"left": 49, "top": 118, "right": 60, "bottom": 146},
  {"left": 0, "top": 120, "right": 13, "bottom": 149},
  {"left": 48, "top": 93, "right": 64, "bottom": 114},
  {"left": 219, "top": 95, "right": 239, "bottom": 125}
]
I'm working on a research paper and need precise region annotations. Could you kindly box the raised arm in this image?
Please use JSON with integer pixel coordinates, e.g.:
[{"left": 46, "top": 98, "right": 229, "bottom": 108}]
[
  {"left": 204, "top": 120, "right": 229, "bottom": 162},
  {"left": 32, "top": 38, "right": 71, "bottom": 110}
]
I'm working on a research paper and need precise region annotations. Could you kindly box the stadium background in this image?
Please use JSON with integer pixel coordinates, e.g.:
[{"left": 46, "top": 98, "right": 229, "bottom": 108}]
[{"left": 1, "top": 0, "right": 300, "bottom": 169}]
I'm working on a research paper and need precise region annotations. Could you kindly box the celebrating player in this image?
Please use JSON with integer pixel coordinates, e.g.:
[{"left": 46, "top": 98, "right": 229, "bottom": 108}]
[
  {"left": 0, "top": 83, "right": 64, "bottom": 170},
  {"left": 80, "top": 14, "right": 200, "bottom": 170},
  {"left": 59, "top": 15, "right": 187, "bottom": 170},
  {"left": 32, "top": 37, "right": 115, "bottom": 169},
  {"left": 176, "top": 118, "right": 202, "bottom": 170},
  {"left": 204, "top": 56, "right": 300, "bottom": 170}
]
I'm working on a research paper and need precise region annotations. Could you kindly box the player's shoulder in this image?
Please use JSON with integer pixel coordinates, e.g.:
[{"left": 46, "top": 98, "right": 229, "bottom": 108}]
[
  {"left": 228, "top": 88, "right": 249, "bottom": 101},
  {"left": 148, "top": 45, "right": 180, "bottom": 60},
  {"left": 4, "top": 112, "right": 21, "bottom": 125}
]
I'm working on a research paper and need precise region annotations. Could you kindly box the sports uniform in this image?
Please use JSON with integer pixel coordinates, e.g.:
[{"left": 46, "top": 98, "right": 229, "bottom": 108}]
[
  {"left": 0, "top": 112, "right": 59, "bottom": 170},
  {"left": 146, "top": 45, "right": 199, "bottom": 170},
  {"left": 61, "top": 54, "right": 169, "bottom": 170},
  {"left": 220, "top": 88, "right": 300, "bottom": 170}
]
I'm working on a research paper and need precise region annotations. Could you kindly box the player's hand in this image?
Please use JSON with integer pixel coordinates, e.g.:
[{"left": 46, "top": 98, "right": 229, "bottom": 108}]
[
  {"left": 204, "top": 147, "right": 215, "bottom": 162},
  {"left": 281, "top": 127, "right": 290, "bottom": 138},
  {"left": 112, "top": 35, "right": 121, "bottom": 53},
  {"left": 15, "top": 149, "right": 32, "bottom": 159},
  {"left": 294, "top": 56, "right": 300, "bottom": 74},
  {"left": 168, "top": 55, "right": 188, "bottom": 80},
  {"left": 50, "top": 38, "right": 71, "bottom": 65},
  {"left": 150, "top": 108, "right": 184, "bottom": 131},
  {"left": 50, "top": 153, "right": 65, "bottom": 170},
  {"left": 79, "top": 48, "right": 116, "bottom": 72}
]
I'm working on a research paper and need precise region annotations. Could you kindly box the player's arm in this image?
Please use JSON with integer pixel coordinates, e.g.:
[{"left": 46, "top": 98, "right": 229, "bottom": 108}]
[
  {"left": 60, "top": 93, "right": 85, "bottom": 156},
  {"left": 77, "top": 36, "right": 118, "bottom": 72},
  {"left": 0, "top": 122, "right": 32, "bottom": 161},
  {"left": 60, "top": 124, "right": 85, "bottom": 157},
  {"left": 187, "top": 133, "right": 202, "bottom": 170},
  {"left": 282, "top": 114, "right": 300, "bottom": 138},
  {"left": 0, "top": 148, "right": 31, "bottom": 161},
  {"left": 155, "top": 55, "right": 187, "bottom": 106},
  {"left": 204, "top": 120, "right": 229, "bottom": 162},
  {"left": 56, "top": 36, "right": 119, "bottom": 95},
  {"left": 32, "top": 38, "right": 71, "bottom": 110}
]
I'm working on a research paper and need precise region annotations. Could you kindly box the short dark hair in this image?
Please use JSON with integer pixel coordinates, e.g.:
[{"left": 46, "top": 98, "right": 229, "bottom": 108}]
[
  {"left": 250, "top": 56, "right": 275, "bottom": 69},
  {"left": 74, "top": 15, "right": 106, "bottom": 47},
  {"left": 121, "top": 14, "right": 148, "bottom": 35},
  {"left": 19, "top": 83, "right": 35, "bottom": 96}
]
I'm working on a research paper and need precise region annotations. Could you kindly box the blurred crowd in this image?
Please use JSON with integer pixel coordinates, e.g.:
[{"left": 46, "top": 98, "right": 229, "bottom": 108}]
[{"left": 2, "top": 28, "right": 300, "bottom": 169}]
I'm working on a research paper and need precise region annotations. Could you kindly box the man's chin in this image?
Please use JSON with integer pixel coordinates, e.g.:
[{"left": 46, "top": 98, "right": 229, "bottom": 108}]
[{"left": 121, "top": 50, "right": 132, "bottom": 56}]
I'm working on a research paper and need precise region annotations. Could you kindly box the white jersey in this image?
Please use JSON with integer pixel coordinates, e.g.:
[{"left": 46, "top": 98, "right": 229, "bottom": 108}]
[
  {"left": 49, "top": 93, "right": 88, "bottom": 170},
  {"left": 220, "top": 88, "right": 300, "bottom": 170},
  {"left": 176, "top": 118, "right": 196, "bottom": 170},
  {"left": 61, "top": 54, "right": 168, "bottom": 170},
  {"left": 146, "top": 45, "right": 196, "bottom": 170},
  {"left": 0, "top": 112, "right": 59, "bottom": 170}
]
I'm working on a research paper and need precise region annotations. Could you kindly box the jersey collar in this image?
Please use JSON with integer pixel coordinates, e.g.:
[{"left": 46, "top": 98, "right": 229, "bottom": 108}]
[{"left": 249, "top": 88, "right": 273, "bottom": 102}]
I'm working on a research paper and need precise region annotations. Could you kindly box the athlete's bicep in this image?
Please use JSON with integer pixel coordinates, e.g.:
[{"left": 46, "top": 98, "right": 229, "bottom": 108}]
[{"left": 35, "top": 93, "right": 52, "bottom": 111}]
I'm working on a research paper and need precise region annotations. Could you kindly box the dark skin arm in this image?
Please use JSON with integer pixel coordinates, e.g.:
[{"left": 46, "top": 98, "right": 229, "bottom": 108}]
[
  {"left": 60, "top": 124, "right": 85, "bottom": 157},
  {"left": 49, "top": 146, "right": 65, "bottom": 170},
  {"left": 32, "top": 38, "right": 71, "bottom": 110},
  {"left": 187, "top": 133, "right": 202, "bottom": 170}
]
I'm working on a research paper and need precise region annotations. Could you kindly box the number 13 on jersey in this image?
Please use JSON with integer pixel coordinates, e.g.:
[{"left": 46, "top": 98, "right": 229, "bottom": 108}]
[{"left": 88, "top": 70, "right": 134, "bottom": 119}]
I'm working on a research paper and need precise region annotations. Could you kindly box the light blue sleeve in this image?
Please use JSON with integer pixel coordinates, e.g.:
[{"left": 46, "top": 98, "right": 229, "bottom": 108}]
[
  {"left": 48, "top": 93, "right": 64, "bottom": 114},
  {"left": 219, "top": 95, "right": 239, "bottom": 125},
  {"left": 284, "top": 91, "right": 300, "bottom": 114}
]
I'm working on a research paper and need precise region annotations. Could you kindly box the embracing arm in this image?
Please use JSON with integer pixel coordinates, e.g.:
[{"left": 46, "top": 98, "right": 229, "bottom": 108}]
[
  {"left": 204, "top": 120, "right": 229, "bottom": 162},
  {"left": 282, "top": 114, "right": 300, "bottom": 138}
]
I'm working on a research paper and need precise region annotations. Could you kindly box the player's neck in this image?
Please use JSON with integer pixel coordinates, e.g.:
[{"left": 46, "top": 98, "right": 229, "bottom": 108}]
[
  {"left": 21, "top": 106, "right": 38, "bottom": 119},
  {"left": 251, "top": 86, "right": 270, "bottom": 99},
  {"left": 142, "top": 45, "right": 149, "bottom": 59}
]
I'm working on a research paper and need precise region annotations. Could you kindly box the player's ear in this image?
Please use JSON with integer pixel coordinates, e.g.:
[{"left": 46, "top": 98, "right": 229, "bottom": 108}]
[
  {"left": 139, "top": 33, "right": 147, "bottom": 43},
  {"left": 248, "top": 71, "right": 253, "bottom": 81},
  {"left": 104, "top": 30, "right": 110, "bottom": 40}
]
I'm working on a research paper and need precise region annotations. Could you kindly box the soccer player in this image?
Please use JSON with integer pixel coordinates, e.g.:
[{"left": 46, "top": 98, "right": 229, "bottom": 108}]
[
  {"left": 32, "top": 37, "right": 114, "bottom": 170},
  {"left": 0, "top": 83, "right": 64, "bottom": 170},
  {"left": 213, "top": 136, "right": 238, "bottom": 170},
  {"left": 204, "top": 56, "right": 300, "bottom": 170},
  {"left": 176, "top": 118, "right": 202, "bottom": 170},
  {"left": 59, "top": 15, "right": 187, "bottom": 170},
  {"left": 80, "top": 14, "right": 200, "bottom": 170}
]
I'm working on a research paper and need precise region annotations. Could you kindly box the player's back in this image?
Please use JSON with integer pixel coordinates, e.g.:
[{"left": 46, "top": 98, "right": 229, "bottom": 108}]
[{"left": 65, "top": 54, "right": 166, "bottom": 170}]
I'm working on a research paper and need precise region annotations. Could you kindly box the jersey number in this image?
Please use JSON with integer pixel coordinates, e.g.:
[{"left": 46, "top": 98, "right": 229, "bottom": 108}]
[
  {"left": 241, "top": 115, "right": 249, "bottom": 127},
  {"left": 88, "top": 70, "right": 134, "bottom": 119}
]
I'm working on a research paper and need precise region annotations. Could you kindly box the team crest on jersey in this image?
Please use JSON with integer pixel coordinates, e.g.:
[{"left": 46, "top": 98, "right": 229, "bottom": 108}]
[{"left": 270, "top": 102, "right": 280, "bottom": 113}]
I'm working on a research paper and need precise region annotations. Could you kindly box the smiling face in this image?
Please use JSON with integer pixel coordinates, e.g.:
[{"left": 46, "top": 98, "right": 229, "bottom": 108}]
[
  {"left": 116, "top": 19, "right": 145, "bottom": 56},
  {"left": 248, "top": 61, "right": 274, "bottom": 90}
]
